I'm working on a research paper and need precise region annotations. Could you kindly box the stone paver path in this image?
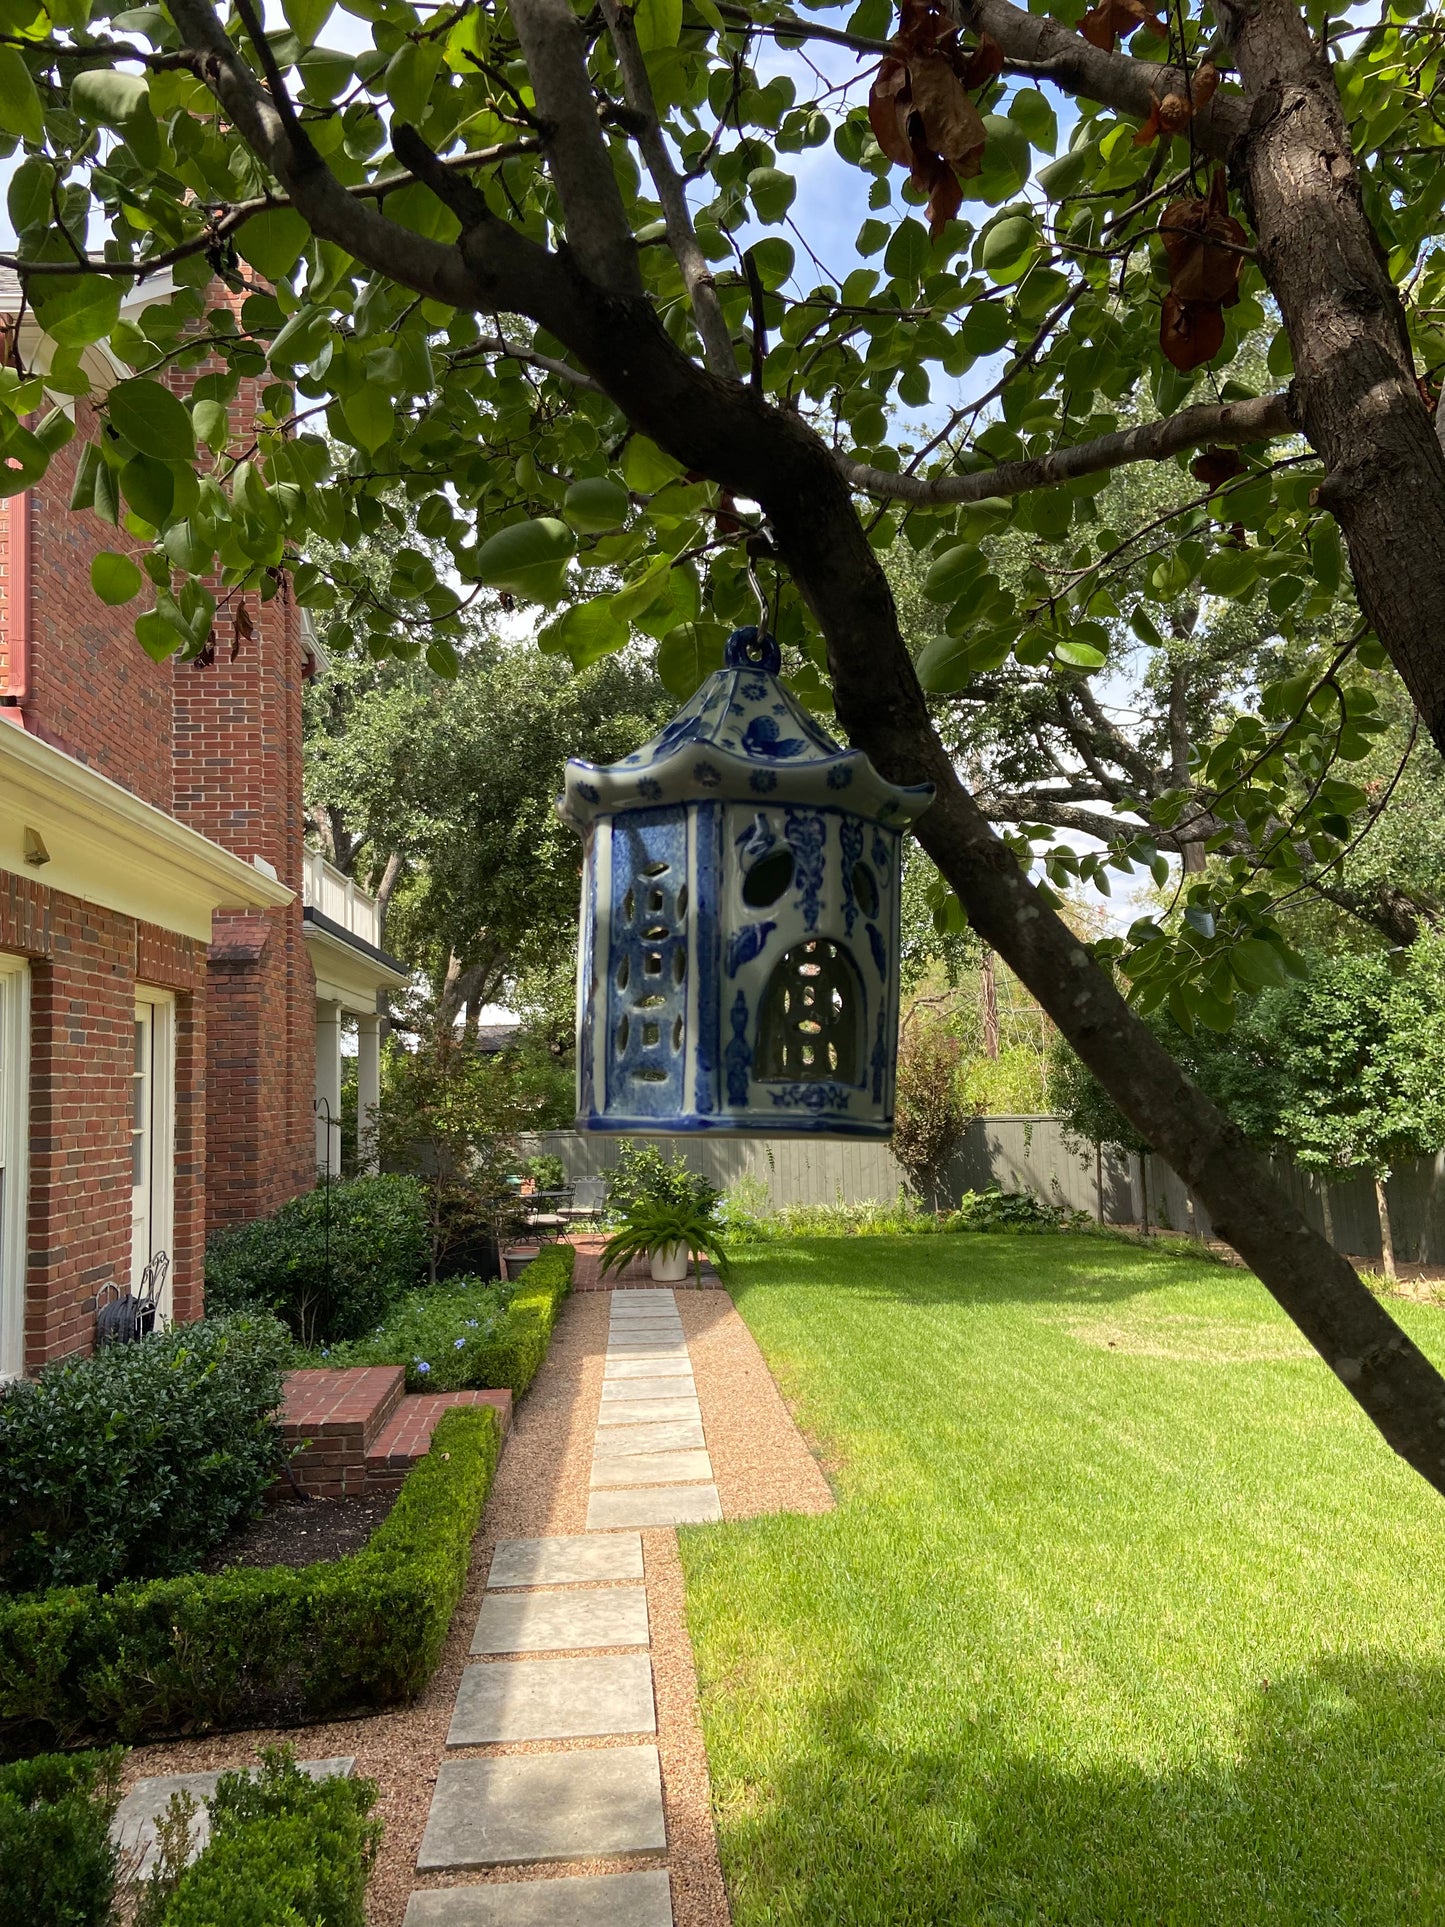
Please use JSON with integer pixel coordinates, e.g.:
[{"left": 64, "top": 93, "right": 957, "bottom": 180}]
[{"left": 405, "top": 1289, "right": 723, "bottom": 1924}]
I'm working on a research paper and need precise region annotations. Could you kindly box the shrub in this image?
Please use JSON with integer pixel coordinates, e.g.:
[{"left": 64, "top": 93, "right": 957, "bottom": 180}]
[
  {"left": 144, "top": 1747, "right": 380, "bottom": 1927},
  {"left": 521, "top": 1152, "right": 567, "bottom": 1191},
  {"left": 607, "top": 1143, "right": 719, "bottom": 1217},
  {"left": 0, "top": 1404, "right": 500, "bottom": 1758},
  {"left": 314, "top": 1243, "right": 573, "bottom": 1394},
  {"left": 720, "top": 1186, "right": 1089, "bottom": 1240},
  {"left": 947, "top": 1187, "right": 1090, "bottom": 1232},
  {"left": 0, "top": 1316, "right": 291, "bottom": 1595},
  {"left": 0, "top": 1747, "right": 122, "bottom": 1926},
  {"left": 204, "top": 1175, "right": 429, "bottom": 1346}
]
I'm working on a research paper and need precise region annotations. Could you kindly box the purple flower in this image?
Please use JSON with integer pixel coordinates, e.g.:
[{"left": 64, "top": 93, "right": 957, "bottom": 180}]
[
  {"left": 455, "top": 1337, "right": 466, "bottom": 1349},
  {"left": 415, "top": 1359, "right": 431, "bottom": 1375}
]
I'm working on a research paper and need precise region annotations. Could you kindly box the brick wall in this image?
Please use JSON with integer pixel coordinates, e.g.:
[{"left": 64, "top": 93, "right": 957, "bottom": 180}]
[
  {"left": 19, "top": 408, "right": 176, "bottom": 808},
  {"left": 0, "top": 875, "right": 207, "bottom": 1372}
]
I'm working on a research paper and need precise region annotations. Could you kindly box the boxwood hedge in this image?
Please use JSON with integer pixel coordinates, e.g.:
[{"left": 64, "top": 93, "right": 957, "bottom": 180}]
[{"left": 0, "top": 1403, "right": 500, "bottom": 1759}]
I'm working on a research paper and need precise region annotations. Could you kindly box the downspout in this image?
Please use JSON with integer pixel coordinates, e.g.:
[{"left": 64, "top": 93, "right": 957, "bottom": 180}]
[{"left": 0, "top": 487, "right": 32, "bottom": 724}]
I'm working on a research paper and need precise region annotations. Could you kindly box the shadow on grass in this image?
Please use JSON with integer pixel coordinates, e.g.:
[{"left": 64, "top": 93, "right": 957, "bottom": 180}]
[
  {"left": 717, "top": 1652, "right": 1445, "bottom": 1926},
  {"left": 729, "top": 1232, "right": 1203, "bottom": 1312}
]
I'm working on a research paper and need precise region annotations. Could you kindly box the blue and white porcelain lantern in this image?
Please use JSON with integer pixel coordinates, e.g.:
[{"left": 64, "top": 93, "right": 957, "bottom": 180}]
[{"left": 559, "top": 628, "right": 933, "bottom": 1138}]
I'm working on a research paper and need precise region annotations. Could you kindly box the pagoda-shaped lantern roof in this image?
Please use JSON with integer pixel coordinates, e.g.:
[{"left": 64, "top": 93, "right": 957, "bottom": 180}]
[{"left": 560, "top": 629, "right": 933, "bottom": 834}]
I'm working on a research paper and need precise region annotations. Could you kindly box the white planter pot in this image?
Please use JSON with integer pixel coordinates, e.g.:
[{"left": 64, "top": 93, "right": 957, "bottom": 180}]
[{"left": 649, "top": 1242, "right": 690, "bottom": 1283}]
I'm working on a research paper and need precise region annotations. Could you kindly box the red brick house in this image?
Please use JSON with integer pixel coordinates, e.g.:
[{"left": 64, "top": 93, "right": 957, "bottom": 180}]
[{"left": 0, "top": 285, "right": 405, "bottom": 1378}]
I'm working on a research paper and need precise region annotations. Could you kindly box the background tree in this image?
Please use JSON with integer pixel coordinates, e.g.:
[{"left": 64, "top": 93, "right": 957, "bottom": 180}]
[{"left": 8, "top": 0, "right": 1445, "bottom": 1484}]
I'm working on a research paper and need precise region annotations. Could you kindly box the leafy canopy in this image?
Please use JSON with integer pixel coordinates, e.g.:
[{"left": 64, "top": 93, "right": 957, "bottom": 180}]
[{"left": 0, "top": 0, "right": 1438, "bottom": 1030}]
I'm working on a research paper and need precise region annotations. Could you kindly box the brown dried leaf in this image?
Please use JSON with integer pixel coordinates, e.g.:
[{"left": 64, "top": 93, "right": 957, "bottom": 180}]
[
  {"left": 1190, "top": 445, "right": 1245, "bottom": 493},
  {"left": 868, "top": 56, "right": 914, "bottom": 169},
  {"left": 1160, "top": 291, "right": 1226, "bottom": 372},
  {"left": 907, "top": 52, "right": 987, "bottom": 177},
  {"left": 959, "top": 31, "right": 1004, "bottom": 89},
  {"left": 231, "top": 599, "right": 254, "bottom": 662},
  {"left": 1080, "top": 0, "right": 1166, "bottom": 53},
  {"left": 1134, "top": 60, "right": 1220, "bottom": 145},
  {"left": 924, "top": 159, "right": 964, "bottom": 238},
  {"left": 1191, "top": 61, "right": 1220, "bottom": 111}
]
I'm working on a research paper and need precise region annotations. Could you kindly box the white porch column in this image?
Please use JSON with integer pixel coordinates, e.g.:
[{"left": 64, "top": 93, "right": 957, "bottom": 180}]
[
  {"left": 315, "top": 999, "right": 343, "bottom": 1177},
  {"left": 356, "top": 1010, "right": 381, "bottom": 1175}
]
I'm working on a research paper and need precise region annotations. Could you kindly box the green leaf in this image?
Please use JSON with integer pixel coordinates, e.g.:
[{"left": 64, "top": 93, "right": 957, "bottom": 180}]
[
  {"left": 925, "top": 536, "right": 995, "bottom": 601},
  {"left": 538, "top": 597, "right": 627, "bottom": 667},
  {"left": 980, "top": 214, "right": 1036, "bottom": 285},
  {"left": 342, "top": 385, "right": 395, "bottom": 453},
  {"left": 7, "top": 157, "right": 53, "bottom": 234},
  {"left": 120, "top": 455, "right": 176, "bottom": 528},
  {"left": 960, "top": 302, "right": 1011, "bottom": 356},
  {"left": 237, "top": 208, "right": 310, "bottom": 282},
  {"left": 636, "top": 0, "right": 683, "bottom": 50},
  {"left": 1230, "top": 937, "right": 1291, "bottom": 990},
  {"left": 1008, "top": 89, "right": 1057, "bottom": 153},
  {"left": 621, "top": 436, "right": 684, "bottom": 491},
  {"left": 193, "top": 398, "right": 231, "bottom": 453},
  {"left": 563, "top": 476, "right": 630, "bottom": 533},
  {"left": 107, "top": 378, "right": 196, "bottom": 462},
  {"left": 1310, "top": 517, "right": 1343, "bottom": 593},
  {"left": 70, "top": 67, "right": 149, "bottom": 128},
  {"left": 135, "top": 608, "right": 182, "bottom": 663},
  {"left": 748, "top": 167, "right": 796, "bottom": 224},
  {"left": 748, "top": 237, "right": 794, "bottom": 290},
  {"left": 657, "top": 620, "right": 727, "bottom": 698},
  {"left": 883, "top": 219, "right": 930, "bottom": 285},
  {"left": 0, "top": 48, "right": 44, "bottom": 143},
  {"left": 91, "top": 551, "right": 143, "bottom": 605},
  {"left": 29, "top": 275, "right": 122, "bottom": 350},
  {"left": 283, "top": 0, "right": 334, "bottom": 44},
  {"left": 1201, "top": 547, "right": 1259, "bottom": 598},
  {"left": 916, "top": 628, "right": 1013, "bottom": 692},
  {"left": 473, "top": 517, "right": 576, "bottom": 604},
  {"left": 1055, "top": 636, "right": 1107, "bottom": 669}
]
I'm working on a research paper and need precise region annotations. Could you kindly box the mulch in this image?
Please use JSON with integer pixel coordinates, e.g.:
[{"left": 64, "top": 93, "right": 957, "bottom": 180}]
[{"left": 201, "top": 1492, "right": 398, "bottom": 1574}]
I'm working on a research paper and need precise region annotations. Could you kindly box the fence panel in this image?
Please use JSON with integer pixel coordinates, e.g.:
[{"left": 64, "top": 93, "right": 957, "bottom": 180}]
[{"left": 524, "top": 1124, "right": 1445, "bottom": 1263}]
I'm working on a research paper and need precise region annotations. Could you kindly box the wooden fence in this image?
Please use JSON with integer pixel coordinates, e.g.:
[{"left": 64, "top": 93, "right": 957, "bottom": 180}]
[{"left": 522, "top": 1119, "right": 1445, "bottom": 1264}]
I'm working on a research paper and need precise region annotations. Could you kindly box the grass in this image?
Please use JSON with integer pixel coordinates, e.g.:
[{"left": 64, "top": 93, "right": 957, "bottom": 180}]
[{"left": 678, "top": 1232, "right": 1445, "bottom": 1926}]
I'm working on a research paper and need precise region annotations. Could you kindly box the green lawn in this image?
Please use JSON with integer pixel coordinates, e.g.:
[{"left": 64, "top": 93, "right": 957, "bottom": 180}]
[{"left": 678, "top": 1233, "right": 1445, "bottom": 1925}]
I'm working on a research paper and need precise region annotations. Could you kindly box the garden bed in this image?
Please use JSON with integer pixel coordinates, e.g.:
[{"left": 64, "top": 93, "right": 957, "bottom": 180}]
[{"left": 202, "top": 1493, "right": 397, "bottom": 1573}]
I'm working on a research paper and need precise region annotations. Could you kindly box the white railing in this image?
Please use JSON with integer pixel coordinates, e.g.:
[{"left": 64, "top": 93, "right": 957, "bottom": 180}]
[{"left": 302, "top": 848, "right": 381, "bottom": 948}]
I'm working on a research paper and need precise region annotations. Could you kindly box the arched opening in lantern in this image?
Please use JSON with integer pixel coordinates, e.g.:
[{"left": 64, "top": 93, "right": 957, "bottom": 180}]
[{"left": 756, "top": 938, "right": 864, "bottom": 1084}]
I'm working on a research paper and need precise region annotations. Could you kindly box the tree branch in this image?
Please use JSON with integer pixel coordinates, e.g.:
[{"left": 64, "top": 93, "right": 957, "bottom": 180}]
[
  {"left": 507, "top": 0, "right": 642, "bottom": 298},
  {"left": 839, "top": 391, "right": 1295, "bottom": 504},
  {"left": 952, "top": 0, "right": 1250, "bottom": 154},
  {"left": 599, "top": 0, "right": 737, "bottom": 378}
]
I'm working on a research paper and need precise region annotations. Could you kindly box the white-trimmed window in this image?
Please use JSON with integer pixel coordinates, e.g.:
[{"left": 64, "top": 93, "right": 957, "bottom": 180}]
[
  {"left": 0, "top": 955, "right": 29, "bottom": 1380},
  {"left": 131, "top": 989, "right": 175, "bottom": 1320}
]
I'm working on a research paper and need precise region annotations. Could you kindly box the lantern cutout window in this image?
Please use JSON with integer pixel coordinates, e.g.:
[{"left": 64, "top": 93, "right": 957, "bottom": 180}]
[{"left": 560, "top": 627, "right": 933, "bottom": 1138}]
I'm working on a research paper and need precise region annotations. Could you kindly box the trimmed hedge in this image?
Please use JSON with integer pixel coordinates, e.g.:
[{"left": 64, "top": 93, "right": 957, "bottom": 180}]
[
  {"left": 145, "top": 1747, "right": 380, "bottom": 1927},
  {"left": 0, "top": 1316, "right": 291, "bottom": 1594},
  {"left": 0, "top": 1404, "right": 500, "bottom": 1759},
  {"left": 0, "top": 1746, "right": 122, "bottom": 1925},
  {"left": 311, "top": 1241, "right": 574, "bottom": 1395}
]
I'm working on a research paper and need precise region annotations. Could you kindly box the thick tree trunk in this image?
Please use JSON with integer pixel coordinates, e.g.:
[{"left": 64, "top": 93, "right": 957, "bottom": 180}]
[{"left": 1219, "top": 0, "right": 1445, "bottom": 754}]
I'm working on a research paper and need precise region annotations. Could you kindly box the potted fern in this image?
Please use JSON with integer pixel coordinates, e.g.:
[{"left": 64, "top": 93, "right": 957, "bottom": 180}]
[{"left": 599, "top": 1194, "right": 730, "bottom": 1285}]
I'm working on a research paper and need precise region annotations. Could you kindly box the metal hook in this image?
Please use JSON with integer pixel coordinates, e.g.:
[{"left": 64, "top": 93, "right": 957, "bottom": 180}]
[{"left": 745, "top": 560, "right": 770, "bottom": 636}]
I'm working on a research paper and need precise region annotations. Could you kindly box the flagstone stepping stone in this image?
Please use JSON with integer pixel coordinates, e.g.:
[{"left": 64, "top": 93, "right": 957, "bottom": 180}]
[
  {"left": 591, "top": 1419, "right": 706, "bottom": 1455},
  {"left": 589, "top": 1450, "right": 714, "bottom": 1489},
  {"left": 487, "top": 1534, "right": 643, "bottom": 1589},
  {"left": 112, "top": 1758, "right": 355, "bottom": 1881},
  {"left": 448, "top": 1653, "right": 655, "bottom": 1744},
  {"left": 403, "top": 1871, "right": 672, "bottom": 1927},
  {"left": 416, "top": 1749, "right": 666, "bottom": 1869},
  {"left": 599, "top": 1376, "right": 695, "bottom": 1402},
  {"left": 587, "top": 1485, "right": 723, "bottom": 1529},
  {"left": 606, "top": 1349, "right": 691, "bottom": 1366},
  {"left": 596, "top": 1396, "right": 701, "bottom": 1427},
  {"left": 472, "top": 1587, "right": 649, "bottom": 1654},
  {"left": 605, "top": 1356, "right": 696, "bottom": 1379}
]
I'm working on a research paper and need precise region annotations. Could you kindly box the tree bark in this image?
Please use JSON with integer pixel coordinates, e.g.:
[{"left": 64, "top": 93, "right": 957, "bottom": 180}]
[
  {"left": 980, "top": 950, "right": 1000, "bottom": 1061},
  {"left": 1216, "top": 0, "right": 1445, "bottom": 757},
  {"left": 1375, "top": 1174, "right": 1398, "bottom": 1283}
]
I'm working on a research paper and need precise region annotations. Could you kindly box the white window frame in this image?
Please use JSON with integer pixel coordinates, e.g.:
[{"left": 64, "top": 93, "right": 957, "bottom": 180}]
[
  {"left": 0, "top": 955, "right": 29, "bottom": 1381},
  {"left": 131, "top": 988, "right": 175, "bottom": 1320}
]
